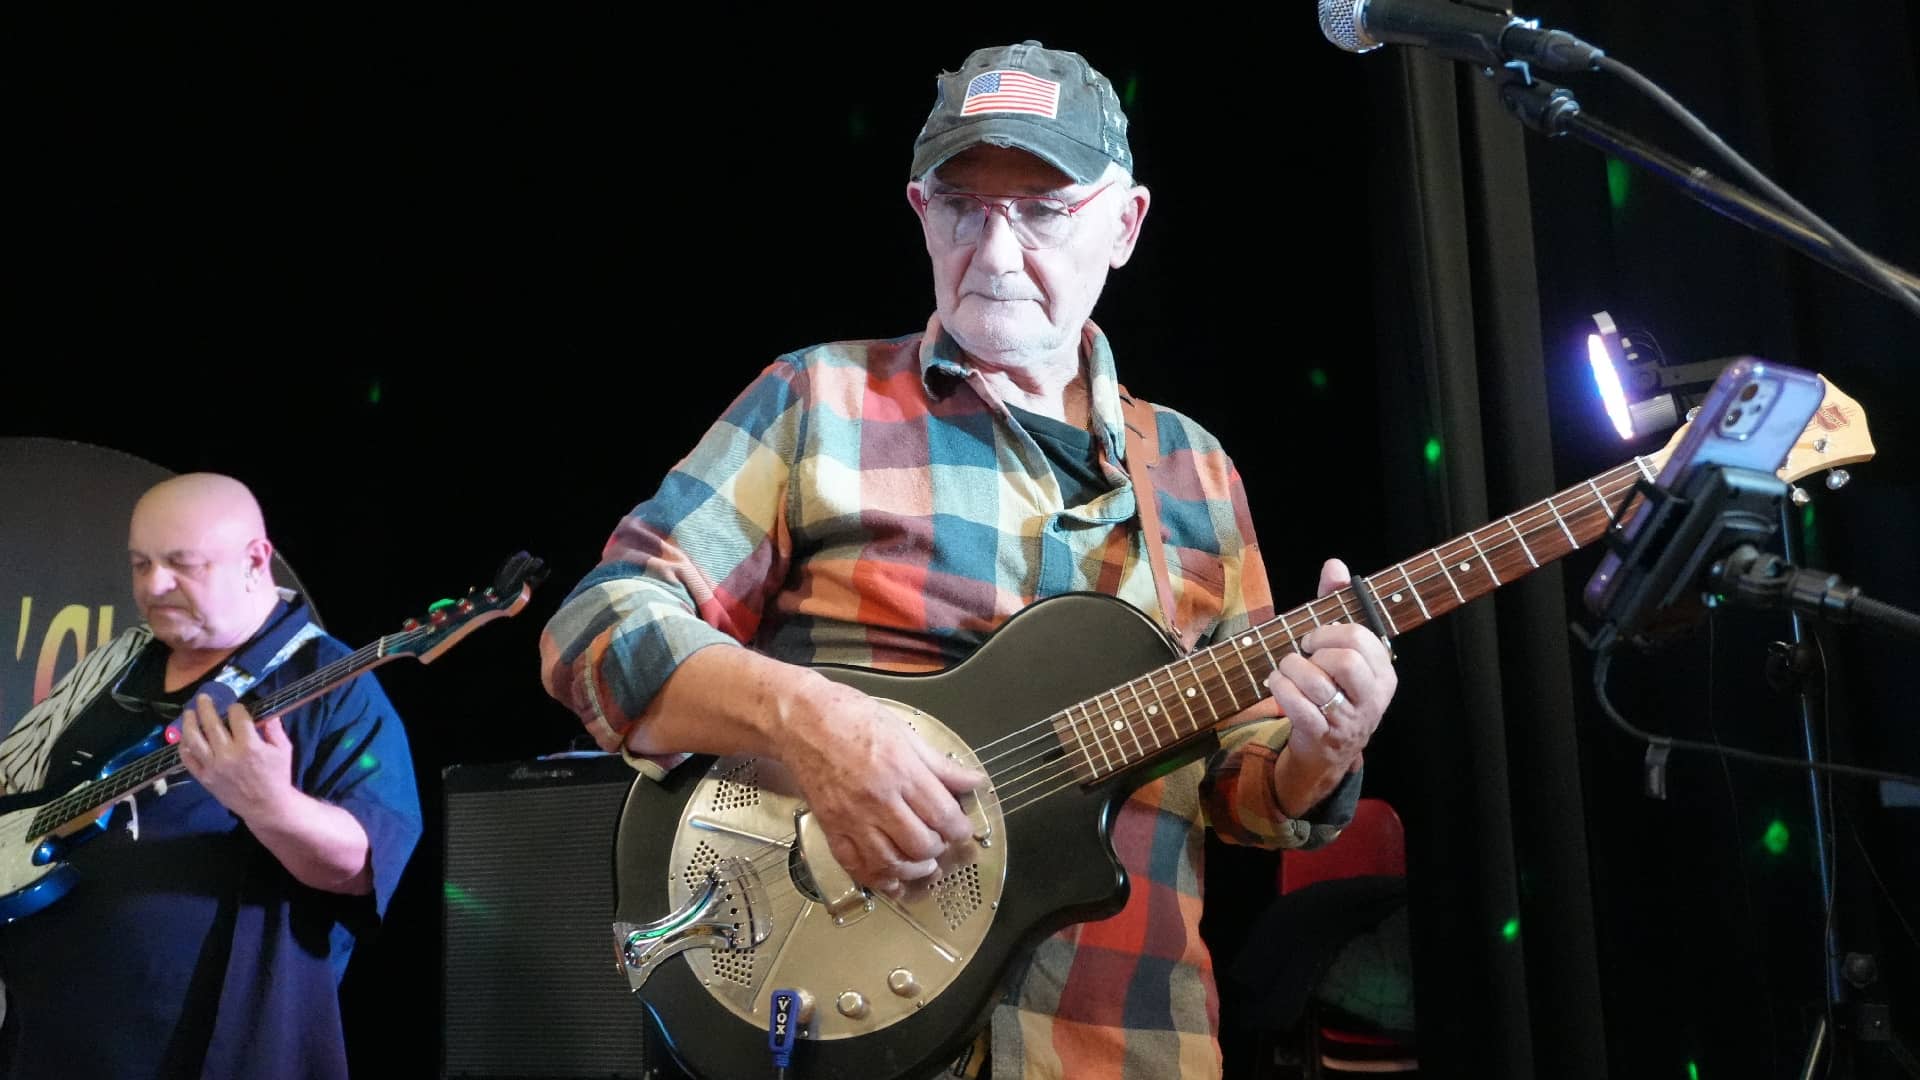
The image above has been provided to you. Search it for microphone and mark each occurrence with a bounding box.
[1317,0,1605,73]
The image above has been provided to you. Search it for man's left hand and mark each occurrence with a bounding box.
[1266,558,1397,817]
[177,695,296,821]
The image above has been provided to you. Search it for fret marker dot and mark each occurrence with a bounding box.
[1239,635,1254,647]
[1459,561,1472,572]
[1185,688,1197,698]
[1147,705,1159,716]
[1391,592,1404,603]
[1111,720,1125,731]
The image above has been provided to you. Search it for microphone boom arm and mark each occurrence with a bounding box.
[1491,67,1920,306]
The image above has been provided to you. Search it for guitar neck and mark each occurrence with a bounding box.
[29,631,418,839]
[1054,457,1655,782]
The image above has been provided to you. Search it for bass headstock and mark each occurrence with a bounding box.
[388,552,550,664]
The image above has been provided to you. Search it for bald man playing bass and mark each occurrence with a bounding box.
[0,474,423,1080]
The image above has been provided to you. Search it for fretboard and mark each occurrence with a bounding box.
[1051,457,1656,782]
[28,632,417,838]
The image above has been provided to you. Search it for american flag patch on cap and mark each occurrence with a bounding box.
[960,70,1060,119]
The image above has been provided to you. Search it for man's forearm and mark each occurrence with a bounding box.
[244,791,375,895]
[1271,743,1360,821]
[626,645,840,759]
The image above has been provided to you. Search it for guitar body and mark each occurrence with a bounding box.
[613,594,1202,1080]
[0,728,168,924]
[0,791,80,925]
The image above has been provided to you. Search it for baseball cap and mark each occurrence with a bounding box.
[909,40,1132,184]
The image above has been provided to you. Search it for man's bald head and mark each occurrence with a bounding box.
[133,473,267,545]
[129,473,279,657]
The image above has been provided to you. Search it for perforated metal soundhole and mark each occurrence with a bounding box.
[681,839,756,988]
[683,840,720,892]
[934,864,983,930]
[710,759,761,812]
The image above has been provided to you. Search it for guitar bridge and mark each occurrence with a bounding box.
[613,856,770,990]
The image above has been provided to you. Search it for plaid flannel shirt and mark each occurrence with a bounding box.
[542,316,1360,1078]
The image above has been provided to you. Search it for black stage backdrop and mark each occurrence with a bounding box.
[7,8,1917,1078]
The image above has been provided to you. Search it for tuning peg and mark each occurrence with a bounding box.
[1826,469,1852,490]
[1790,486,1811,506]
[403,617,421,631]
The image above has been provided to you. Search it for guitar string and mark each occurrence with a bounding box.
[648,467,1655,923]
[974,463,1647,808]
[967,459,1642,776]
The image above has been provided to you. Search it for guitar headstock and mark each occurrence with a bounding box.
[388,552,551,664]
[1647,375,1875,487]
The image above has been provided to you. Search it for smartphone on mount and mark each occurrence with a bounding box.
[1582,356,1827,625]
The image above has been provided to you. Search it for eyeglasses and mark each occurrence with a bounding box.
[921,181,1117,250]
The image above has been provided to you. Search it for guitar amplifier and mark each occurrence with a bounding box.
[441,753,671,1079]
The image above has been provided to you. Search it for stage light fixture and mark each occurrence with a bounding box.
[1586,311,1730,439]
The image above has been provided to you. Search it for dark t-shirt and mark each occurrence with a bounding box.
[39,642,191,794]
[0,607,423,1080]
[1008,403,1107,508]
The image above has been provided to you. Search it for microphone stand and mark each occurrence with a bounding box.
[1768,505,1848,1080]
[1707,538,1920,1076]
[1488,66,1920,309]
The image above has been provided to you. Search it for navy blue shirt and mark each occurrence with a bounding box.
[0,605,423,1079]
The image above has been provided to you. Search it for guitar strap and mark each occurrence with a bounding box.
[111,592,325,722]
[1117,384,1186,654]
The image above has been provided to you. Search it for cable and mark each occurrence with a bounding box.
[767,987,808,1078]
[1590,645,1920,787]
[1812,622,1841,1075]
[1848,827,1920,956]
[1596,55,1920,322]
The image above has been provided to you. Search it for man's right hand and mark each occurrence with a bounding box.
[785,679,985,899]
[621,646,987,900]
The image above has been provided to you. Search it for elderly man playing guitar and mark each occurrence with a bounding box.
[542,41,1392,1080]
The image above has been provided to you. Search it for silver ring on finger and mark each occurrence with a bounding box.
[1318,688,1348,712]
